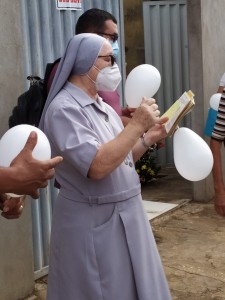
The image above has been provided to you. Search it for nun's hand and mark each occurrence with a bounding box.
[130,97,160,133]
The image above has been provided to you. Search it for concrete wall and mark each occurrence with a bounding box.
[124,0,145,76]
[187,0,225,201]
[124,0,225,202]
[201,0,225,200]
[0,1,34,299]
[0,1,25,136]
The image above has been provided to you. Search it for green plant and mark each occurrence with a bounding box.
[135,150,161,183]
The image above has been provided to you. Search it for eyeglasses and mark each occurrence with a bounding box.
[97,32,118,43]
[98,55,116,66]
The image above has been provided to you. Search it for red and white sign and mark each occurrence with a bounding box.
[56,0,82,10]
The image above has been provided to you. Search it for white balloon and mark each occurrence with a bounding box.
[0,124,51,197]
[0,125,51,197]
[173,127,213,181]
[125,64,161,108]
[209,93,221,111]
[0,125,51,167]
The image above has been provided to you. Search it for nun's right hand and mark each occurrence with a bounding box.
[130,97,160,133]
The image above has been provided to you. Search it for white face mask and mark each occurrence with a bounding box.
[93,64,122,92]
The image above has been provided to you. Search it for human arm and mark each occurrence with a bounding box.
[210,138,225,216]
[88,98,160,179]
[120,115,132,127]
[122,106,136,118]
[0,131,63,199]
[132,116,168,162]
[210,80,225,216]
[120,107,136,127]
[0,194,25,219]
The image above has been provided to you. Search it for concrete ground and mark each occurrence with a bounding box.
[26,167,225,300]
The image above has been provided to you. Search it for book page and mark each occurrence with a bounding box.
[162,90,195,136]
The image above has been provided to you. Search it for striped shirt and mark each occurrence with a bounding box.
[212,88,225,141]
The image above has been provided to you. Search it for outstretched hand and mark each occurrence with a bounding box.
[9,131,63,199]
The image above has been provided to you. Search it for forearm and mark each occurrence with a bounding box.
[132,122,167,162]
[210,138,224,191]
[132,136,156,162]
[88,122,143,179]
[88,97,162,179]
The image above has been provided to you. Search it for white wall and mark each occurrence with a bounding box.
[0,1,34,299]
[0,1,25,135]
[187,0,225,201]
[202,0,225,200]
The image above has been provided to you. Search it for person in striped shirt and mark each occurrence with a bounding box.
[210,73,225,216]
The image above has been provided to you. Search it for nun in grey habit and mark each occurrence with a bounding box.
[39,33,172,300]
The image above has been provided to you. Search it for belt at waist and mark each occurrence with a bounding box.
[59,184,141,205]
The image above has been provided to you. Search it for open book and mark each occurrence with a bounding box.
[162,90,195,136]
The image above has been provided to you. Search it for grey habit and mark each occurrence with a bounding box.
[40,33,172,300]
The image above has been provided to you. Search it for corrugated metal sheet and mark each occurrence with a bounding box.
[20,0,125,278]
[20,0,126,93]
[143,0,189,165]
